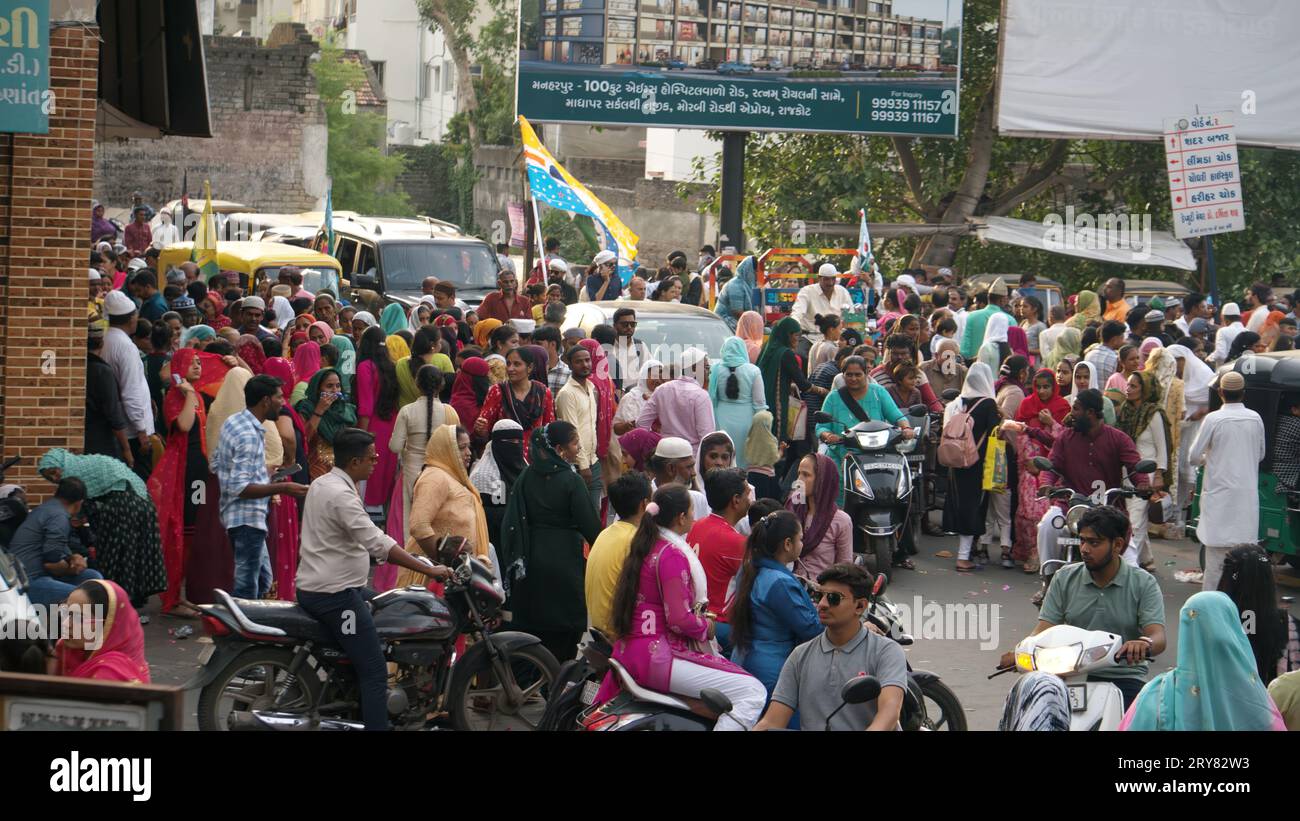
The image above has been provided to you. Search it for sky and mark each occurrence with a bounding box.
[891,0,961,30]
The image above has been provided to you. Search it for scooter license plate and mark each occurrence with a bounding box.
[1067,683,1087,712]
[198,644,215,666]
[581,680,600,706]
[1059,537,1081,546]
[906,455,925,463]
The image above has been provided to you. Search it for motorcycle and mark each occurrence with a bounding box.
[1030,456,1157,606]
[813,408,927,573]
[859,571,967,731]
[991,624,1132,731]
[189,536,559,731]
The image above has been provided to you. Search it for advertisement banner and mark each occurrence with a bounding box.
[0,0,51,134]
[517,0,961,138]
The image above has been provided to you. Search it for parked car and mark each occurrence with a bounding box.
[793,57,815,70]
[1123,279,1192,309]
[718,61,755,75]
[560,301,733,369]
[752,57,783,70]
[316,216,501,314]
[695,58,719,70]
[665,58,688,70]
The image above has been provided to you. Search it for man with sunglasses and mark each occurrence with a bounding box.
[996,505,1165,709]
[756,563,907,731]
[610,307,649,395]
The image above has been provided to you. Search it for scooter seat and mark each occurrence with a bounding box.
[607,658,692,711]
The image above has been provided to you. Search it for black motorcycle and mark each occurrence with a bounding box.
[190,537,559,731]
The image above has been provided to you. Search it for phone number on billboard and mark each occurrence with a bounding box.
[871,96,946,124]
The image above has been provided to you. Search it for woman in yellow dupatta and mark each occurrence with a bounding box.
[395,424,492,588]
[1067,290,1101,331]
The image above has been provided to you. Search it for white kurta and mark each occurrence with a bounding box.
[1188,402,1265,546]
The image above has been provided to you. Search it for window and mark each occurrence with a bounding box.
[357,243,377,281]
[378,242,501,291]
[371,60,386,90]
[576,43,603,63]
[335,238,359,275]
[442,61,454,92]
[562,16,583,35]
[608,18,634,39]
[544,17,557,35]
[562,0,583,8]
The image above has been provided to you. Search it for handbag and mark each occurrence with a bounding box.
[981,427,1008,492]
[787,396,808,441]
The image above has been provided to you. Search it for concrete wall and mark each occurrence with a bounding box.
[472,145,717,269]
[93,26,331,212]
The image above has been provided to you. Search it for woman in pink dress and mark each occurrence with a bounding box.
[1006,368,1070,571]
[595,484,768,730]
[355,326,402,588]
[53,580,150,683]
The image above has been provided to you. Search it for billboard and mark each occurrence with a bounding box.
[516,0,963,137]
[997,0,1300,150]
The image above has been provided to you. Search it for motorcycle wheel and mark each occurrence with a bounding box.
[919,679,967,731]
[446,644,559,731]
[865,535,895,574]
[196,647,322,731]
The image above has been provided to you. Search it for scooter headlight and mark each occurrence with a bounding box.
[1033,643,1084,675]
[1065,505,1090,534]
[855,431,889,449]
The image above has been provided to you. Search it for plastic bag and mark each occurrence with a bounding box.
[982,429,1008,492]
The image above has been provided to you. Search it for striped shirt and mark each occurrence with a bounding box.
[212,409,271,532]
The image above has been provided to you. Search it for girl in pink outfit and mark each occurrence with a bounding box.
[595,484,768,730]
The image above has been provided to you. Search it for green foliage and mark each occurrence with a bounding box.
[312,45,412,216]
[540,208,600,261]
[679,0,1300,300]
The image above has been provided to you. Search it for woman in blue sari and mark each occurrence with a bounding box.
[710,337,767,468]
[814,355,907,504]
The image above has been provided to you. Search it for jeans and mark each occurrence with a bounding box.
[584,460,604,523]
[298,587,389,731]
[228,525,272,600]
[1091,675,1145,710]
[26,569,104,607]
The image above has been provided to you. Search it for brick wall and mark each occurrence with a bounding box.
[93,26,330,213]
[0,26,100,500]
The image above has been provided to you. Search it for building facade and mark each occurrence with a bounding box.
[538,0,944,69]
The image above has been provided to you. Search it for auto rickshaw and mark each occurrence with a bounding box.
[964,274,1064,315]
[155,241,343,299]
[1189,350,1300,570]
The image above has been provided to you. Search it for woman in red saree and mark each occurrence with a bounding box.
[577,339,618,521]
[1007,368,1071,571]
[262,356,307,600]
[54,579,150,683]
[147,348,229,616]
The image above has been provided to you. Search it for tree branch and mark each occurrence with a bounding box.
[983,139,1071,216]
[891,137,936,216]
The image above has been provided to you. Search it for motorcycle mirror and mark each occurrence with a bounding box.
[1032,456,1054,472]
[941,388,960,401]
[907,404,927,416]
[812,411,833,424]
[699,687,734,717]
[840,675,881,705]
[1132,459,1157,475]
[871,572,888,597]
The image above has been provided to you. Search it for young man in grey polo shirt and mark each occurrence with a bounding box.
[998,505,1166,708]
[757,564,908,731]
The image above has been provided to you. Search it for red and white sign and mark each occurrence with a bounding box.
[1164,112,1245,240]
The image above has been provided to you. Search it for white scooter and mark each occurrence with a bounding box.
[998,624,1130,731]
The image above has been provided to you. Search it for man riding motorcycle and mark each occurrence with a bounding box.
[996,505,1166,710]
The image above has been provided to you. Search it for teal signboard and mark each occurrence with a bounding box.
[0,0,51,134]
[517,66,957,137]
[517,0,962,138]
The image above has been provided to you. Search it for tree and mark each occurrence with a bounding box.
[312,45,412,215]
[416,0,482,145]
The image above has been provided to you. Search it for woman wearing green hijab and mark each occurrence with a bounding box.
[755,317,825,479]
[37,449,166,607]
[709,336,767,468]
[294,367,359,480]
[380,302,408,336]
[1043,326,1082,370]
[1121,592,1287,730]
[497,421,601,663]
[329,334,356,390]
[1067,290,1101,332]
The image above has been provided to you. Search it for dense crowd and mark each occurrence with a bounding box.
[2,215,1298,731]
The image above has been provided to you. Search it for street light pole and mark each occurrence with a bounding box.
[719,131,747,254]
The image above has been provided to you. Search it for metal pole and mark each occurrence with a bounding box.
[1205,234,1220,309]
[719,131,746,254]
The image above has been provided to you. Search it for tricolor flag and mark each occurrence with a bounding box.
[319,186,334,255]
[191,180,219,280]
[519,116,639,284]
[850,206,883,300]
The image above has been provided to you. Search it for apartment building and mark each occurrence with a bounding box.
[537,0,945,69]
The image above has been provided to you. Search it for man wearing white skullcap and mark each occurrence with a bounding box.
[102,289,155,473]
[790,262,853,349]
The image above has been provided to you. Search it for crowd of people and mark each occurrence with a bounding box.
[3,222,1298,731]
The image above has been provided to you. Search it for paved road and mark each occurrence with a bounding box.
[139,529,1294,731]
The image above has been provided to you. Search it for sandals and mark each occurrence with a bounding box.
[1000,550,1015,569]
[892,558,917,571]
[164,603,202,620]
[955,561,983,573]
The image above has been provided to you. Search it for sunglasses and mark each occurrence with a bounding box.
[810,590,851,607]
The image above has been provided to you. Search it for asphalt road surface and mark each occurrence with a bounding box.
[140,528,1293,731]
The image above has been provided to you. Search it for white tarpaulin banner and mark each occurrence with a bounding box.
[996,0,1300,150]
[976,216,1197,271]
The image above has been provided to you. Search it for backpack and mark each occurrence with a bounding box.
[937,398,991,469]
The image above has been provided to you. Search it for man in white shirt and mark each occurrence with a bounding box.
[1036,305,1068,367]
[151,209,181,249]
[1188,371,1266,591]
[791,263,853,347]
[101,290,155,477]
[1175,292,1209,336]
[297,427,451,730]
[1212,302,1245,366]
[946,286,969,342]
[555,345,603,516]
